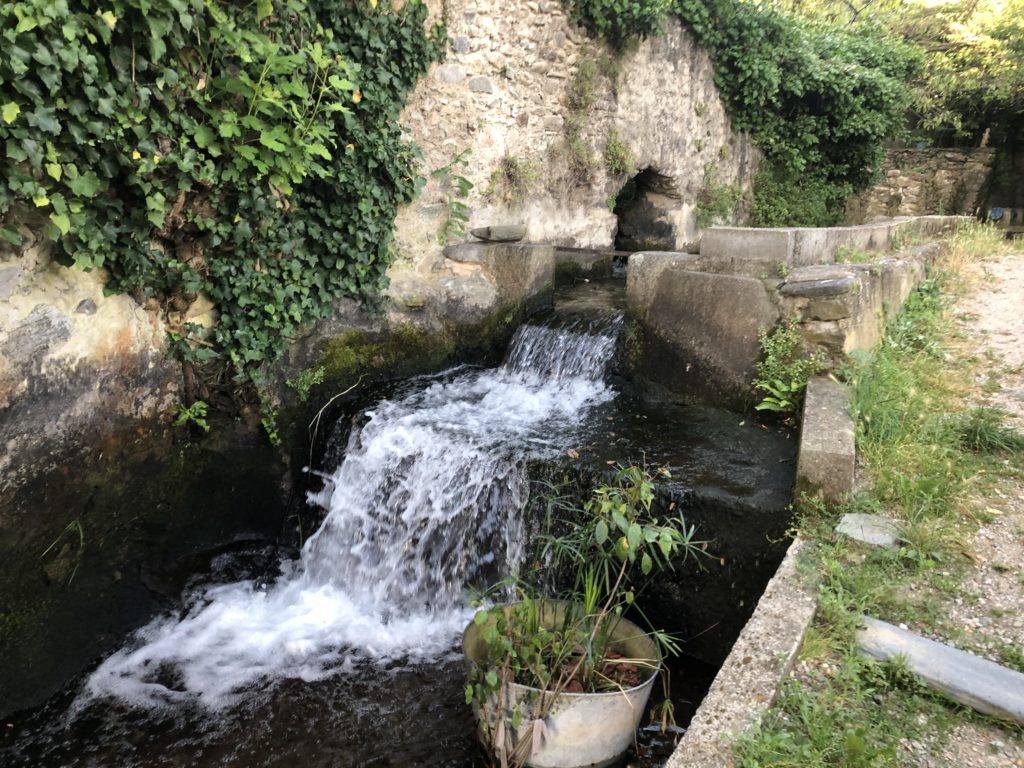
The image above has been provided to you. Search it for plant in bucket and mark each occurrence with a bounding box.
[463,466,704,768]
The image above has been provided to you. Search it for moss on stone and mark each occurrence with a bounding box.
[318,323,457,388]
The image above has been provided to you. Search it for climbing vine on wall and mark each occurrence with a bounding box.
[567,0,920,225]
[0,0,444,393]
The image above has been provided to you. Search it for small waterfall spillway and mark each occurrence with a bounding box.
[82,313,623,710]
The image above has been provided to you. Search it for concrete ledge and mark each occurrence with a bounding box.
[858,616,1024,724]
[667,538,817,768]
[796,377,855,504]
[700,216,966,276]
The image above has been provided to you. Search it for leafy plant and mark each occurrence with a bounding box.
[753,322,826,417]
[0,0,445,417]
[604,130,633,175]
[286,364,326,403]
[466,466,703,767]
[173,400,210,433]
[433,148,473,244]
[567,0,672,49]
[694,163,741,229]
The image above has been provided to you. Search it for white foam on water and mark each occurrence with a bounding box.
[80,316,621,710]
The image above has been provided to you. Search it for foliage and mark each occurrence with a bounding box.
[286,364,326,403]
[173,399,210,432]
[694,163,741,229]
[771,0,1024,147]
[466,466,702,767]
[566,0,671,49]
[750,160,842,228]
[0,0,445,400]
[568,0,920,224]
[834,243,874,264]
[947,406,1024,454]
[487,154,538,205]
[915,0,1024,144]
[603,130,633,176]
[433,148,473,244]
[753,322,826,417]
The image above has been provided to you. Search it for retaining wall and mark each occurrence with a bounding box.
[627,216,965,407]
[847,148,995,222]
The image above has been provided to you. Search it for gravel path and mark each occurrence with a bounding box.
[930,251,1024,768]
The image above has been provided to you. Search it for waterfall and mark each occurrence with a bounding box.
[81,313,622,711]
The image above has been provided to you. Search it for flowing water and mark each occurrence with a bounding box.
[2,286,796,767]
[2,312,628,766]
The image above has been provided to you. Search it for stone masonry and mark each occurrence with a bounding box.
[847,148,995,223]
[390,0,756,292]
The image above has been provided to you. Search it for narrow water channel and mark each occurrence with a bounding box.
[1,281,795,766]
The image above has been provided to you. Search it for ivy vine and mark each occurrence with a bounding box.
[567,0,920,225]
[0,0,444,400]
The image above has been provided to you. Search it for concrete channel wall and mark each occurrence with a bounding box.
[627,215,966,407]
[661,219,961,764]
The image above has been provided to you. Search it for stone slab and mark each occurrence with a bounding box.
[701,227,796,265]
[836,513,900,547]
[470,224,527,242]
[631,262,779,407]
[857,616,1024,724]
[666,538,817,768]
[797,377,855,503]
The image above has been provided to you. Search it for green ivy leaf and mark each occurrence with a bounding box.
[49,212,71,235]
[67,172,102,198]
[2,102,20,124]
[0,225,23,246]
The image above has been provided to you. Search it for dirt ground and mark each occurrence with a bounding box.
[931,251,1024,768]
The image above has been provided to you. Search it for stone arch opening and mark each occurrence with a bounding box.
[612,167,681,251]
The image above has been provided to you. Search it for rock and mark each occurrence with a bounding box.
[806,297,852,321]
[450,36,471,54]
[468,76,494,94]
[857,616,1024,724]
[0,265,21,300]
[542,115,563,132]
[436,64,466,84]
[75,298,98,316]
[780,276,856,298]
[470,225,527,243]
[402,294,426,310]
[2,304,72,365]
[836,513,900,548]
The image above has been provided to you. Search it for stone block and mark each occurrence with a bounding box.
[797,376,855,503]
[628,254,779,407]
[836,513,900,547]
[700,225,794,268]
[436,64,466,84]
[858,616,1024,724]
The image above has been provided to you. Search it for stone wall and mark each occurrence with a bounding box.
[847,148,996,222]
[627,217,965,408]
[390,0,756,294]
[0,216,179,502]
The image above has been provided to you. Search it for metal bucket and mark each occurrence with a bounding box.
[463,600,660,768]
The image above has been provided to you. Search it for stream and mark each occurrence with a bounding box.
[1,280,795,767]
